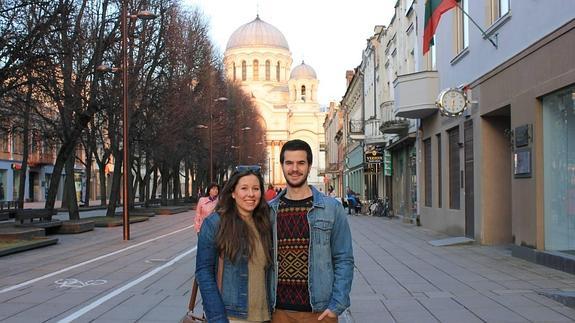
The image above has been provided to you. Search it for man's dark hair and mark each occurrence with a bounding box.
[280,139,313,165]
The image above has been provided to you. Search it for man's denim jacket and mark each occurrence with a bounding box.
[268,185,354,315]
[195,213,273,323]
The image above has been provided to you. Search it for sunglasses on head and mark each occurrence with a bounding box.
[234,165,261,174]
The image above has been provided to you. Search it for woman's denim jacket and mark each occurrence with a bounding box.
[267,186,354,315]
[195,212,273,323]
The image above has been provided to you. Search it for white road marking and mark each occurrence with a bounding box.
[0,224,195,294]
[55,279,107,289]
[57,246,197,323]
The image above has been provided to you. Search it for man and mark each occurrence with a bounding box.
[268,139,354,322]
[265,184,277,201]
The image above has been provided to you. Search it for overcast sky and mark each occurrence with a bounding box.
[181,0,396,107]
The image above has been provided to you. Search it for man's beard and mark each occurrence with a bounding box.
[285,171,308,188]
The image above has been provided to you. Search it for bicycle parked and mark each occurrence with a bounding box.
[369,196,392,217]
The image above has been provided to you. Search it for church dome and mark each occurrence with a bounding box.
[226,15,289,50]
[290,61,317,79]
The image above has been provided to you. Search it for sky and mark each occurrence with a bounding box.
[181,0,396,107]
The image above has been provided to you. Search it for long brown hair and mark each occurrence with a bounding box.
[214,169,272,265]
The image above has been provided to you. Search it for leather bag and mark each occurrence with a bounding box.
[180,256,224,323]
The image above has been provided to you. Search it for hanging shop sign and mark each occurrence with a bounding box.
[364,145,384,164]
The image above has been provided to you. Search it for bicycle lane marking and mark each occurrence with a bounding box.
[0,224,195,294]
[56,245,197,323]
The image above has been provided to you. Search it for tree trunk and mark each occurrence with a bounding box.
[84,151,92,206]
[172,162,181,200]
[184,161,190,198]
[65,152,80,220]
[106,152,123,217]
[160,165,169,206]
[17,87,32,209]
[99,167,107,206]
[151,167,158,200]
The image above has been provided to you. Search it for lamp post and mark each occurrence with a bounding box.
[98,3,156,241]
[206,97,228,182]
[231,126,251,163]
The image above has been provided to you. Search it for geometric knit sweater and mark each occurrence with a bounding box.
[275,196,313,312]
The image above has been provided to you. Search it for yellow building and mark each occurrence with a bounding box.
[224,15,326,188]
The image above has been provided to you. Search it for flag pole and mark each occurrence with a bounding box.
[455,1,498,49]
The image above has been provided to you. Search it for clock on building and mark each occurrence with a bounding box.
[436,88,469,117]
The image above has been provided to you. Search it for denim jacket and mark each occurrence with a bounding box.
[195,213,273,323]
[268,186,354,315]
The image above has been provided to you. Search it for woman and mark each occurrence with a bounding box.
[195,183,220,233]
[195,166,272,323]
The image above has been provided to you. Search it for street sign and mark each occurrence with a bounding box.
[383,150,392,176]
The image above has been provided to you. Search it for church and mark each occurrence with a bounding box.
[223,15,326,188]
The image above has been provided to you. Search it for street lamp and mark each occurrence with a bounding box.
[97,2,156,241]
[209,97,228,182]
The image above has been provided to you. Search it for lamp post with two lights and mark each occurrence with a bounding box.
[97,2,156,241]
[196,97,228,183]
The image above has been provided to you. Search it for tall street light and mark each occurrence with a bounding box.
[209,97,228,182]
[98,3,156,241]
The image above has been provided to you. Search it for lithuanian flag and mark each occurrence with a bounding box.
[422,0,458,54]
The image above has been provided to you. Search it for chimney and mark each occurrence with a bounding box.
[345,70,355,87]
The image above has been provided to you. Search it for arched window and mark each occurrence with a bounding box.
[233,62,236,81]
[276,61,281,81]
[301,85,306,101]
[253,60,259,81]
[241,60,246,81]
[265,60,271,81]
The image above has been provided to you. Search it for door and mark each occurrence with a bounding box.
[464,120,474,238]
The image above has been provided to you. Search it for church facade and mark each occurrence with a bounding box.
[223,16,326,188]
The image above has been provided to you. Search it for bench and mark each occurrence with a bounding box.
[0,201,18,219]
[146,199,161,207]
[15,209,62,233]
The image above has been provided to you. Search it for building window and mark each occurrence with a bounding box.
[233,62,236,81]
[265,60,270,81]
[12,131,23,155]
[276,61,281,81]
[241,61,247,81]
[448,126,460,209]
[490,0,509,24]
[253,60,259,81]
[455,0,469,54]
[0,129,8,152]
[543,85,575,251]
[424,138,432,207]
[436,133,442,208]
[301,85,306,101]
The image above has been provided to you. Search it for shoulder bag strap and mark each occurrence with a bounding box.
[187,255,225,311]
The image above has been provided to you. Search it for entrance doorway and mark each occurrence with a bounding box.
[482,106,513,244]
[464,120,474,238]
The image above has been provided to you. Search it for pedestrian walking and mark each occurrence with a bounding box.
[265,184,277,201]
[194,182,220,234]
[195,165,273,323]
[268,139,354,322]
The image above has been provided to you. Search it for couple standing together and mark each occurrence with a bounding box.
[195,139,354,323]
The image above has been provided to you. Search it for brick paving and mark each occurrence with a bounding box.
[1,208,575,322]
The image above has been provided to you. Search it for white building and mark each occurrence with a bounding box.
[223,16,326,188]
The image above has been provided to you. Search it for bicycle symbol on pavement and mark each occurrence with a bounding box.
[54,278,107,289]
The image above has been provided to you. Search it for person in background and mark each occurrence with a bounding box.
[268,139,354,322]
[195,182,220,234]
[265,184,277,202]
[345,187,357,215]
[195,165,273,322]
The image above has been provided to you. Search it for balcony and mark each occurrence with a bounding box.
[348,120,365,141]
[393,70,439,119]
[379,100,410,135]
[364,118,384,144]
[28,152,55,166]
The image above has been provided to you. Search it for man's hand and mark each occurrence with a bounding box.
[317,309,337,321]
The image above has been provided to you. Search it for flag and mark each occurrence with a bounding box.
[423,0,458,54]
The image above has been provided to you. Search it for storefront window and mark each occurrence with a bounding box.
[543,85,575,251]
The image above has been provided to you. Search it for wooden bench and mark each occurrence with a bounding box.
[15,209,62,233]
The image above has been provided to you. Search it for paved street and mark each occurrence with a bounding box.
[1,209,575,322]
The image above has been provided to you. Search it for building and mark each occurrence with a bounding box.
[394,0,575,272]
[223,15,326,187]
[323,101,344,196]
